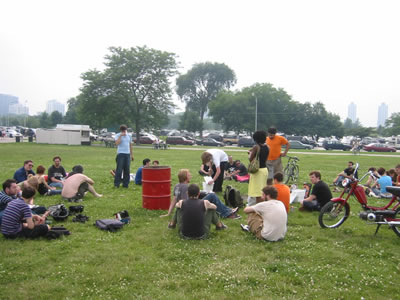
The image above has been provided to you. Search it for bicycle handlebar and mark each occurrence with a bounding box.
[286,156,299,161]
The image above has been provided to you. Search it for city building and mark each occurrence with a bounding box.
[46,99,65,116]
[9,103,29,115]
[377,102,388,127]
[347,102,357,123]
[0,93,18,115]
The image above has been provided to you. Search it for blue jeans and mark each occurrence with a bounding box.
[115,153,131,188]
[49,182,63,189]
[204,193,232,218]
[48,189,62,195]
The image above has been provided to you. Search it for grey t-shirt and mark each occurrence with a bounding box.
[173,183,189,201]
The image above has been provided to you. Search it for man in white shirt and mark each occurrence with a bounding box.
[201,149,229,193]
[242,186,287,242]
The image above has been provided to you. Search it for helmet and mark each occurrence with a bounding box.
[48,204,69,221]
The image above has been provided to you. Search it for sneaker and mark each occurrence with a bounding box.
[168,222,176,229]
[227,213,241,219]
[216,223,228,231]
[231,207,239,214]
[240,224,249,232]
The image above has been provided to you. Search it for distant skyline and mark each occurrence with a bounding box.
[1,0,399,127]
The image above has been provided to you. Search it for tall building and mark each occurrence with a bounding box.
[46,99,65,116]
[0,94,18,115]
[377,102,388,127]
[9,103,29,115]
[347,102,357,123]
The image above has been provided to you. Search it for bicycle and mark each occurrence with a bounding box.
[283,156,299,184]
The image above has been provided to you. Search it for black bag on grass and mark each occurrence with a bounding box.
[223,186,243,208]
[95,219,124,232]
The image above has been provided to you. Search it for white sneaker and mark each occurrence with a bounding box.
[240,224,249,232]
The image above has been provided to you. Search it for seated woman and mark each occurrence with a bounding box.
[62,165,102,202]
[34,165,62,196]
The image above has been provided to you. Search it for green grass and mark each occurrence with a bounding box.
[1,143,400,299]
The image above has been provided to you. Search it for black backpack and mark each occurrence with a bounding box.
[223,185,243,208]
[95,219,125,232]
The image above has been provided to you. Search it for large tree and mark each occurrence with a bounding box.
[384,112,400,136]
[176,62,236,136]
[77,46,178,142]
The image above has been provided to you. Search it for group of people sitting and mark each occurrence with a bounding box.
[0,157,102,239]
[332,161,400,198]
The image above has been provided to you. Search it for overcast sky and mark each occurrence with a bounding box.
[1,0,399,127]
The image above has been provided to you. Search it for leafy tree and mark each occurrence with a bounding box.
[77,46,178,143]
[384,112,400,136]
[178,110,203,133]
[39,112,51,128]
[63,97,80,124]
[50,111,63,126]
[176,62,236,136]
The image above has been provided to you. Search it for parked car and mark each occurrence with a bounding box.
[132,134,158,144]
[166,136,195,145]
[238,136,255,147]
[363,143,396,152]
[90,132,98,141]
[197,138,224,147]
[323,141,352,151]
[223,135,239,145]
[206,133,223,142]
[289,140,313,150]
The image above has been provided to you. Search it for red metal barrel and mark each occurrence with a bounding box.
[142,166,171,210]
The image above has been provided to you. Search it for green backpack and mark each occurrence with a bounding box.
[223,185,243,208]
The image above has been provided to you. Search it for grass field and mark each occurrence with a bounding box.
[1,143,400,300]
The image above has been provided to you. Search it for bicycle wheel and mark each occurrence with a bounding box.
[391,207,400,238]
[283,165,292,184]
[292,165,299,182]
[318,201,350,228]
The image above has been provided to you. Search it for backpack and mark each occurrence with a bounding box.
[95,219,125,232]
[223,185,243,208]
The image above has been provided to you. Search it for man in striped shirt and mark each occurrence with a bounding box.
[0,179,18,225]
[1,187,50,239]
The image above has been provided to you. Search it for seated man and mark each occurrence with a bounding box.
[135,158,151,185]
[170,184,227,239]
[48,156,67,189]
[332,161,358,191]
[371,167,392,198]
[62,165,102,202]
[199,163,213,177]
[242,186,287,242]
[1,187,50,239]
[13,160,35,183]
[161,169,240,221]
[301,171,332,211]
[0,179,18,225]
[227,160,248,180]
[273,172,290,213]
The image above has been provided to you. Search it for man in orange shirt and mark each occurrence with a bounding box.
[273,172,290,213]
[266,127,290,179]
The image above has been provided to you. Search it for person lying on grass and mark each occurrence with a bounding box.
[62,165,102,202]
[242,185,287,242]
[160,169,240,221]
[1,187,50,239]
[168,183,227,239]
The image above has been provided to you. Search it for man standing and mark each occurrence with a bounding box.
[266,127,290,179]
[114,125,134,188]
[242,186,287,242]
[201,149,229,193]
[13,160,35,183]
[48,156,67,189]
[0,179,18,224]
[301,171,332,211]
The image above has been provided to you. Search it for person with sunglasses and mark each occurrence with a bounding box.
[13,160,35,183]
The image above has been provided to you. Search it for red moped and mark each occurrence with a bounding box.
[319,164,400,237]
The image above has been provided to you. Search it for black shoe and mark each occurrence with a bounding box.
[46,230,61,240]
[73,214,89,223]
[216,223,228,231]
[69,205,84,214]
[51,226,71,235]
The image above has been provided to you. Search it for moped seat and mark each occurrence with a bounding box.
[386,186,400,197]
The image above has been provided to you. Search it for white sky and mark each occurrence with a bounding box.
[1,0,399,127]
